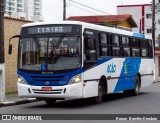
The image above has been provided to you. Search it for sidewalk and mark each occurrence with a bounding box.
[0,93,37,107]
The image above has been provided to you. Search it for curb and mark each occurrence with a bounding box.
[0,98,37,107]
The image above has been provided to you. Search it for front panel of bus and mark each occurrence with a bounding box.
[17,24,84,99]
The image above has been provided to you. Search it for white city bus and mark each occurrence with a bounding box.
[8,21,154,105]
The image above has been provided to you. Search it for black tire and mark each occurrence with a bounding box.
[92,84,103,104]
[124,76,140,96]
[45,99,56,106]
[131,76,140,96]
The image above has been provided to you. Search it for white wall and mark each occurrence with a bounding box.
[0,64,5,102]
[155,55,160,81]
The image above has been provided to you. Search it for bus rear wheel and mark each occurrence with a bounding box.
[45,99,56,106]
[92,84,103,104]
[124,76,140,96]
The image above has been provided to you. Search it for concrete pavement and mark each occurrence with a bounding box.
[0,93,36,107]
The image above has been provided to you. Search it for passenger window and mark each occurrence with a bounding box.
[132,38,140,48]
[84,37,96,61]
[99,33,107,44]
[132,48,140,57]
[122,37,129,46]
[148,40,153,58]
[112,35,119,46]
[123,48,130,57]
[111,35,120,57]
[112,47,120,56]
[99,33,109,57]
[142,49,147,57]
[140,39,148,57]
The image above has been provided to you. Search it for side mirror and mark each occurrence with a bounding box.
[8,44,12,55]
[8,35,20,55]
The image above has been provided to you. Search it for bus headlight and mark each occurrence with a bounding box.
[70,74,81,84]
[17,75,26,84]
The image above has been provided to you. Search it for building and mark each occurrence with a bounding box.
[4,17,32,93]
[117,0,160,81]
[67,14,137,30]
[24,0,43,22]
[5,0,43,21]
[5,0,26,19]
[117,0,160,47]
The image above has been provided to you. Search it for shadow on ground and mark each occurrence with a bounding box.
[26,92,149,109]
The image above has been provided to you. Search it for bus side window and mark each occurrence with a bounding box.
[84,37,96,61]
[148,40,153,58]
[122,36,130,57]
[99,33,109,58]
[140,39,148,58]
[132,38,140,57]
[112,35,121,57]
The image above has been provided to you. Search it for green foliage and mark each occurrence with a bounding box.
[104,21,112,27]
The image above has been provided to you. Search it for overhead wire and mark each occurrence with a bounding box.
[68,0,111,15]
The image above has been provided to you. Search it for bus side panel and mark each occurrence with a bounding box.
[83,66,99,98]
[113,58,141,92]
[139,59,154,87]
[83,58,125,97]
[107,59,125,93]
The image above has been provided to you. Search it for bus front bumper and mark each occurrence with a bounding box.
[17,83,83,100]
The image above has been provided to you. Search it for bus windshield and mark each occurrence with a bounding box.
[18,35,81,71]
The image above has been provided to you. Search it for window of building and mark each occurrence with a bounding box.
[17,4,22,8]
[146,14,152,19]
[146,29,152,33]
[17,9,23,12]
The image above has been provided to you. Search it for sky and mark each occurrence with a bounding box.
[42,0,152,21]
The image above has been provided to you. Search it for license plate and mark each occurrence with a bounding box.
[41,87,52,91]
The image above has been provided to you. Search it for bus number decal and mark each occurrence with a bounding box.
[107,64,116,74]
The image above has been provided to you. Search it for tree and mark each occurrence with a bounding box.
[104,21,119,28]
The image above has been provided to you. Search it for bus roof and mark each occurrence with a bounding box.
[22,21,152,40]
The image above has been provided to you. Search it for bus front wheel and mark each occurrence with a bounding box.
[92,84,103,104]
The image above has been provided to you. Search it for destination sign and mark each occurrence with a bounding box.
[27,25,80,34]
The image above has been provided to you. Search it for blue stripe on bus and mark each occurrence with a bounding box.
[17,68,83,86]
[17,58,112,86]
[113,58,141,92]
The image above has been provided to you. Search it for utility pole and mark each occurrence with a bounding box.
[152,0,155,49]
[63,0,66,20]
[0,0,4,63]
[0,0,5,102]
[139,19,142,33]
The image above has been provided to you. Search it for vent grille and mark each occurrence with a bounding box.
[32,89,63,94]
[30,75,65,82]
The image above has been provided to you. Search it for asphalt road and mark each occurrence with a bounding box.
[0,83,160,123]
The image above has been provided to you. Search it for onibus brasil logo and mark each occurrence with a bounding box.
[107,63,116,74]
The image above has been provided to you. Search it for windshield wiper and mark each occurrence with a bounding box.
[55,34,65,48]
[33,36,41,52]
